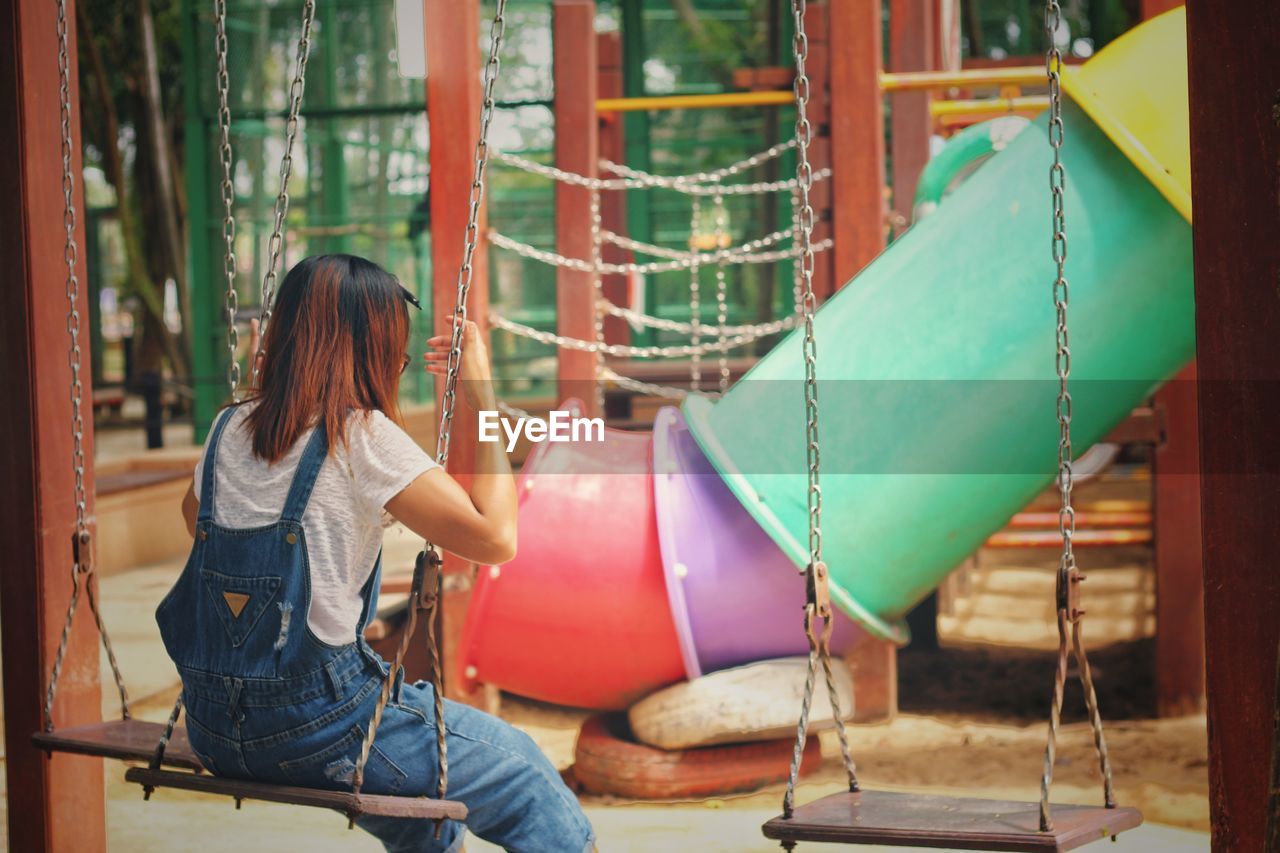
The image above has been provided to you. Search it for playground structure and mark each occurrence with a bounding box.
[463,0,1204,721]
[0,1,1274,850]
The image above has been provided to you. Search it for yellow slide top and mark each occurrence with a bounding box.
[1063,7,1191,223]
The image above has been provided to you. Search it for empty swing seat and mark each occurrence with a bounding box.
[763,790,1142,852]
[33,719,202,770]
[124,767,468,822]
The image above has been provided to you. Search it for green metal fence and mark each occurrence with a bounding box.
[182,0,820,437]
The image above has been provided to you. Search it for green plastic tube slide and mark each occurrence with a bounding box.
[684,98,1194,644]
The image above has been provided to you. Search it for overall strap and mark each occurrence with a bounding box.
[280,420,330,523]
[197,406,239,524]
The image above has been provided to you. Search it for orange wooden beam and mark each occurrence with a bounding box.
[426,0,489,705]
[889,0,935,233]
[0,0,107,846]
[1153,364,1205,717]
[596,31,631,349]
[1141,0,1183,18]
[553,0,601,414]
[805,3,835,300]
[828,0,887,285]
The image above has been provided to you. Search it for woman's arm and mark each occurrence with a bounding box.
[181,482,198,537]
[386,321,517,565]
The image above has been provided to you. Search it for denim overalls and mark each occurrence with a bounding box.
[157,408,594,853]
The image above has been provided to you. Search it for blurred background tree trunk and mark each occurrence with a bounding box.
[77,0,191,416]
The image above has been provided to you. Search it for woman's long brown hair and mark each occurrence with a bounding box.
[245,254,413,462]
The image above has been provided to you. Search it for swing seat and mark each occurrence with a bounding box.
[32,719,202,770]
[762,789,1142,852]
[125,767,469,822]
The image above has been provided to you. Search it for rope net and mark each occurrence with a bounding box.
[487,140,832,406]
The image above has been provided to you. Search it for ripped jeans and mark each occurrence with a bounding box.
[180,647,594,853]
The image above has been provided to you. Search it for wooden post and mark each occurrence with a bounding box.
[1153,364,1204,717]
[804,4,835,301]
[889,0,935,233]
[553,0,601,414]
[827,0,896,704]
[1142,0,1201,721]
[426,0,489,705]
[828,0,887,285]
[1186,2,1280,850]
[0,0,107,847]
[846,640,898,723]
[597,31,631,348]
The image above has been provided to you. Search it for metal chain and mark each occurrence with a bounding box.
[252,0,316,387]
[711,193,731,393]
[599,138,796,185]
[600,299,798,337]
[433,3,507,469]
[605,162,832,196]
[589,188,606,414]
[489,229,832,277]
[492,149,831,195]
[688,196,703,391]
[491,313,778,358]
[213,0,240,400]
[45,0,131,731]
[598,367,719,401]
[354,1,509,810]
[147,695,184,772]
[782,0,857,820]
[1038,0,1115,830]
[57,0,87,581]
[601,224,795,262]
[790,187,802,310]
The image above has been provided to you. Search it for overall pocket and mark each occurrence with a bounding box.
[200,569,282,647]
[277,725,408,795]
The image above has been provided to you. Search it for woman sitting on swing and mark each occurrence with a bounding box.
[160,254,595,853]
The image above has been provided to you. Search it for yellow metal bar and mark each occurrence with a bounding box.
[930,95,1048,119]
[594,68,1046,113]
[880,66,1044,92]
[595,90,794,112]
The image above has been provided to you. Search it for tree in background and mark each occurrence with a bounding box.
[78,0,191,422]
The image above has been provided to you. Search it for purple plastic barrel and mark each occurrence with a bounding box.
[652,406,863,680]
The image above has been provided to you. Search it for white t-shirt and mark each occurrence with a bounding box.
[193,403,438,645]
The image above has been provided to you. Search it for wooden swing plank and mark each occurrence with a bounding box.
[32,720,202,770]
[762,790,1142,852]
[124,767,469,821]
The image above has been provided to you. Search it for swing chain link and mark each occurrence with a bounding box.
[688,195,703,390]
[253,0,317,387]
[214,0,240,400]
[711,192,732,394]
[589,187,606,414]
[1038,1,1116,831]
[783,0,858,821]
[45,0,131,730]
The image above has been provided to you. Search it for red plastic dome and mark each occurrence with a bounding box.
[459,400,686,709]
